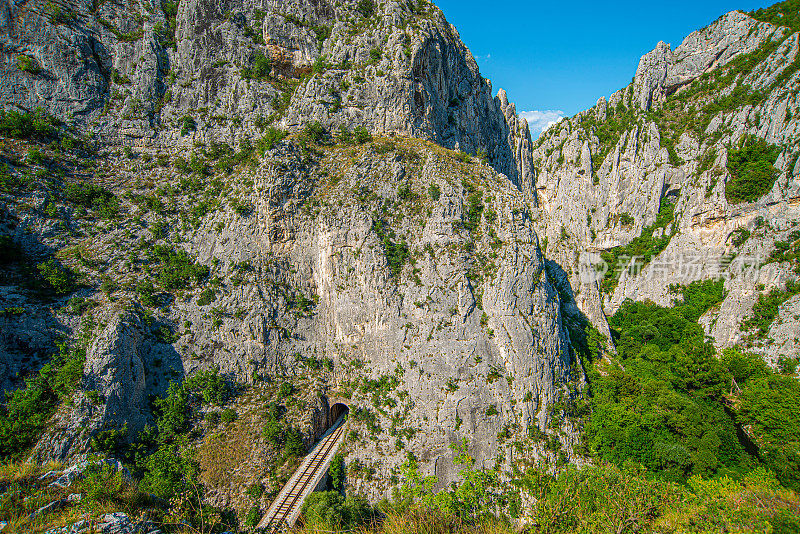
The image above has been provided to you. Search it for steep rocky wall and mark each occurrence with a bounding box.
[1,0,535,193]
[533,9,800,362]
[1,135,578,491]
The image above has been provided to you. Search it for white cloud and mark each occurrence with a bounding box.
[474,53,492,62]
[519,110,565,138]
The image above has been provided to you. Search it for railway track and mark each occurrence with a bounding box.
[257,416,348,533]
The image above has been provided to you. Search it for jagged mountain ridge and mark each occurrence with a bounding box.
[533,8,800,365]
[2,0,535,194]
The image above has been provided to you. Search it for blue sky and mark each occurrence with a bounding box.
[434,0,778,136]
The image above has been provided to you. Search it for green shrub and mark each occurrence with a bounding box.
[90,424,128,453]
[205,411,220,427]
[241,52,271,79]
[246,482,264,499]
[300,121,326,145]
[153,381,190,439]
[180,115,196,136]
[255,127,286,155]
[63,182,120,219]
[0,336,88,460]
[302,491,374,530]
[46,3,76,24]
[139,441,199,498]
[284,426,305,457]
[197,288,216,306]
[329,453,345,490]
[590,298,745,482]
[185,367,231,405]
[220,408,237,424]
[279,381,294,398]
[151,245,209,290]
[262,418,283,446]
[356,0,375,18]
[354,126,372,144]
[619,212,634,227]
[0,108,54,140]
[136,280,158,307]
[372,218,408,278]
[428,183,441,201]
[244,504,261,527]
[16,55,40,74]
[80,463,125,508]
[725,138,781,204]
[35,258,77,295]
[778,356,798,376]
[730,228,751,247]
[312,55,330,74]
[463,189,484,233]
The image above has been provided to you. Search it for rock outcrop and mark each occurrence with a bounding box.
[533,9,800,361]
[31,309,154,460]
[1,0,535,192]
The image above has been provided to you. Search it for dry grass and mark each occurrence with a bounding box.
[295,508,517,534]
[0,460,149,534]
[0,460,62,485]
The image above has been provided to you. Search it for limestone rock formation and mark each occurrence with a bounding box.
[533,8,800,362]
[1,0,535,192]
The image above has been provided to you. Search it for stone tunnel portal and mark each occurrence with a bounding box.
[330,403,349,427]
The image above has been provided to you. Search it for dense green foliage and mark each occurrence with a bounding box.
[329,453,346,490]
[241,51,271,79]
[63,182,120,219]
[587,278,800,491]
[739,374,800,491]
[725,138,782,204]
[302,491,375,530]
[35,258,77,295]
[589,287,746,483]
[0,108,54,140]
[0,324,91,460]
[150,245,209,290]
[751,0,800,33]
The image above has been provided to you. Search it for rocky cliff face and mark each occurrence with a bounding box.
[1,0,535,193]
[0,0,567,494]
[533,10,800,364]
[0,133,577,498]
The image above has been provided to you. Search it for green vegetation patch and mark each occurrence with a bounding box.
[725,137,782,204]
[63,182,120,219]
[600,196,677,294]
[740,280,800,339]
[0,322,92,460]
[150,245,209,290]
[372,217,409,278]
[750,0,800,33]
[589,293,746,483]
[0,108,55,140]
[241,51,271,79]
[764,232,800,273]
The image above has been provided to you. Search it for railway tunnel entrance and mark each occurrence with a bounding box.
[258,401,350,532]
[329,402,349,426]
